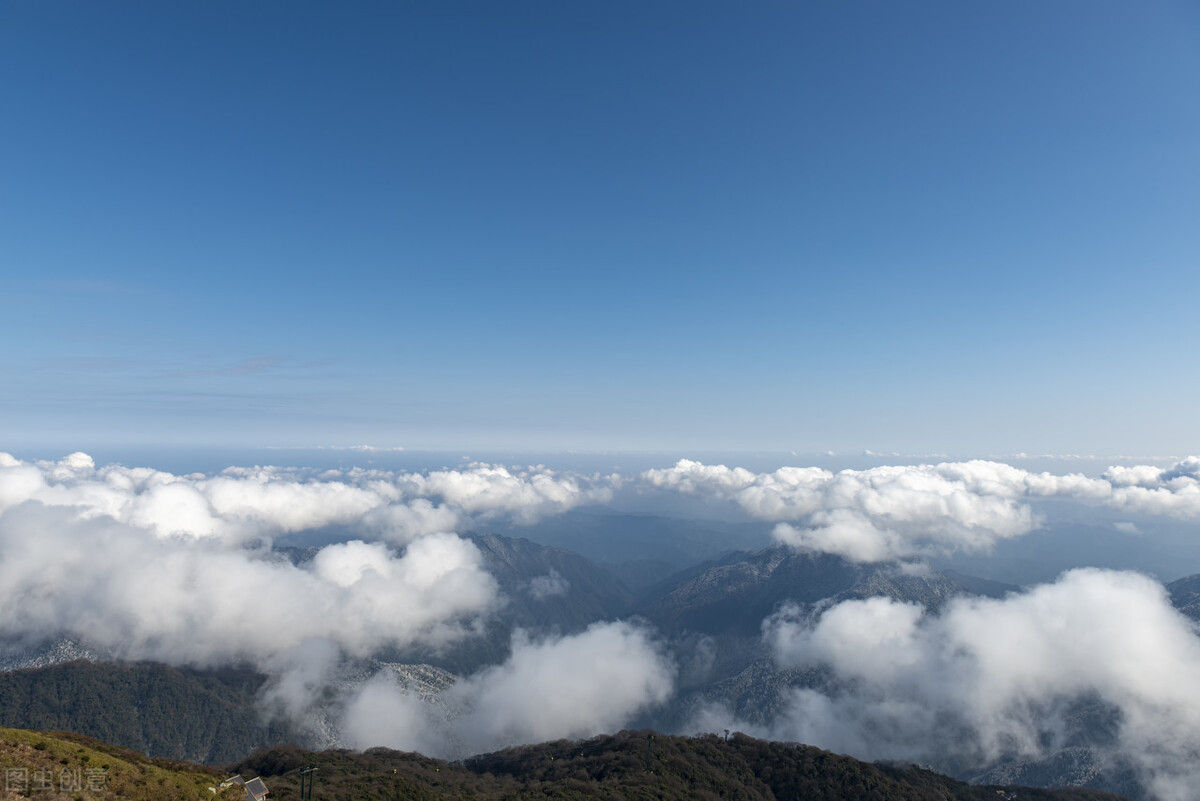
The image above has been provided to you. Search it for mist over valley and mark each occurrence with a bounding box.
[3,451,1200,799]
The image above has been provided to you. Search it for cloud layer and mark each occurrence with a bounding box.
[0,452,655,757]
[749,569,1200,801]
[0,502,497,665]
[0,452,615,546]
[643,457,1200,561]
[0,451,631,667]
[6,449,1200,781]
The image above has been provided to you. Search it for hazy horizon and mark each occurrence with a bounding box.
[3,1,1199,457]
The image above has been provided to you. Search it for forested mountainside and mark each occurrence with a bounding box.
[0,662,297,764]
[232,729,1125,801]
[1166,573,1200,621]
[0,725,1125,801]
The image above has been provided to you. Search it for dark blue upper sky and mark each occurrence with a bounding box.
[2,1,1198,456]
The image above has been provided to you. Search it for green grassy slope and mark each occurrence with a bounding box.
[0,727,242,801]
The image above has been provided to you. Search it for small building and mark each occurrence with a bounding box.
[221,775,269,801]
[243,777,269,801]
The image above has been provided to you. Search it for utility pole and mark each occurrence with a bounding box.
[298,765,318,801]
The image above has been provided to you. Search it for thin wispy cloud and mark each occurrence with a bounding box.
[170,356,287,378]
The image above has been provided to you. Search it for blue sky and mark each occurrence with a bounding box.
[2,1,1198,457]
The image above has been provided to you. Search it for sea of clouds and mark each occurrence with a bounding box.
[3,451,1200,798]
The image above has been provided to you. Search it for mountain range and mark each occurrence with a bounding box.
[2,531,1195,799]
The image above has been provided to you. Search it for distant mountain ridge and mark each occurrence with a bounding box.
[638,545,1017,639]
[496,510,773,570]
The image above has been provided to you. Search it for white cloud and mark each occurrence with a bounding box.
[528,569,569,600]
[0,456,534,666]
[644,459,1041,561]
[257,639,344,736]
[756,569,1200,801]
[340,673,440,753]
[643,457,1200,562]
[0,452,616,546]
[340,621,675,758]
[362,499,462,545]
[0,502,498,666]
[643,459,762,496]
[1103,458,1200,519]
[0,451,629,758]
[449,622,673,754]
[203,472,384,535]
[399,463,615,523]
